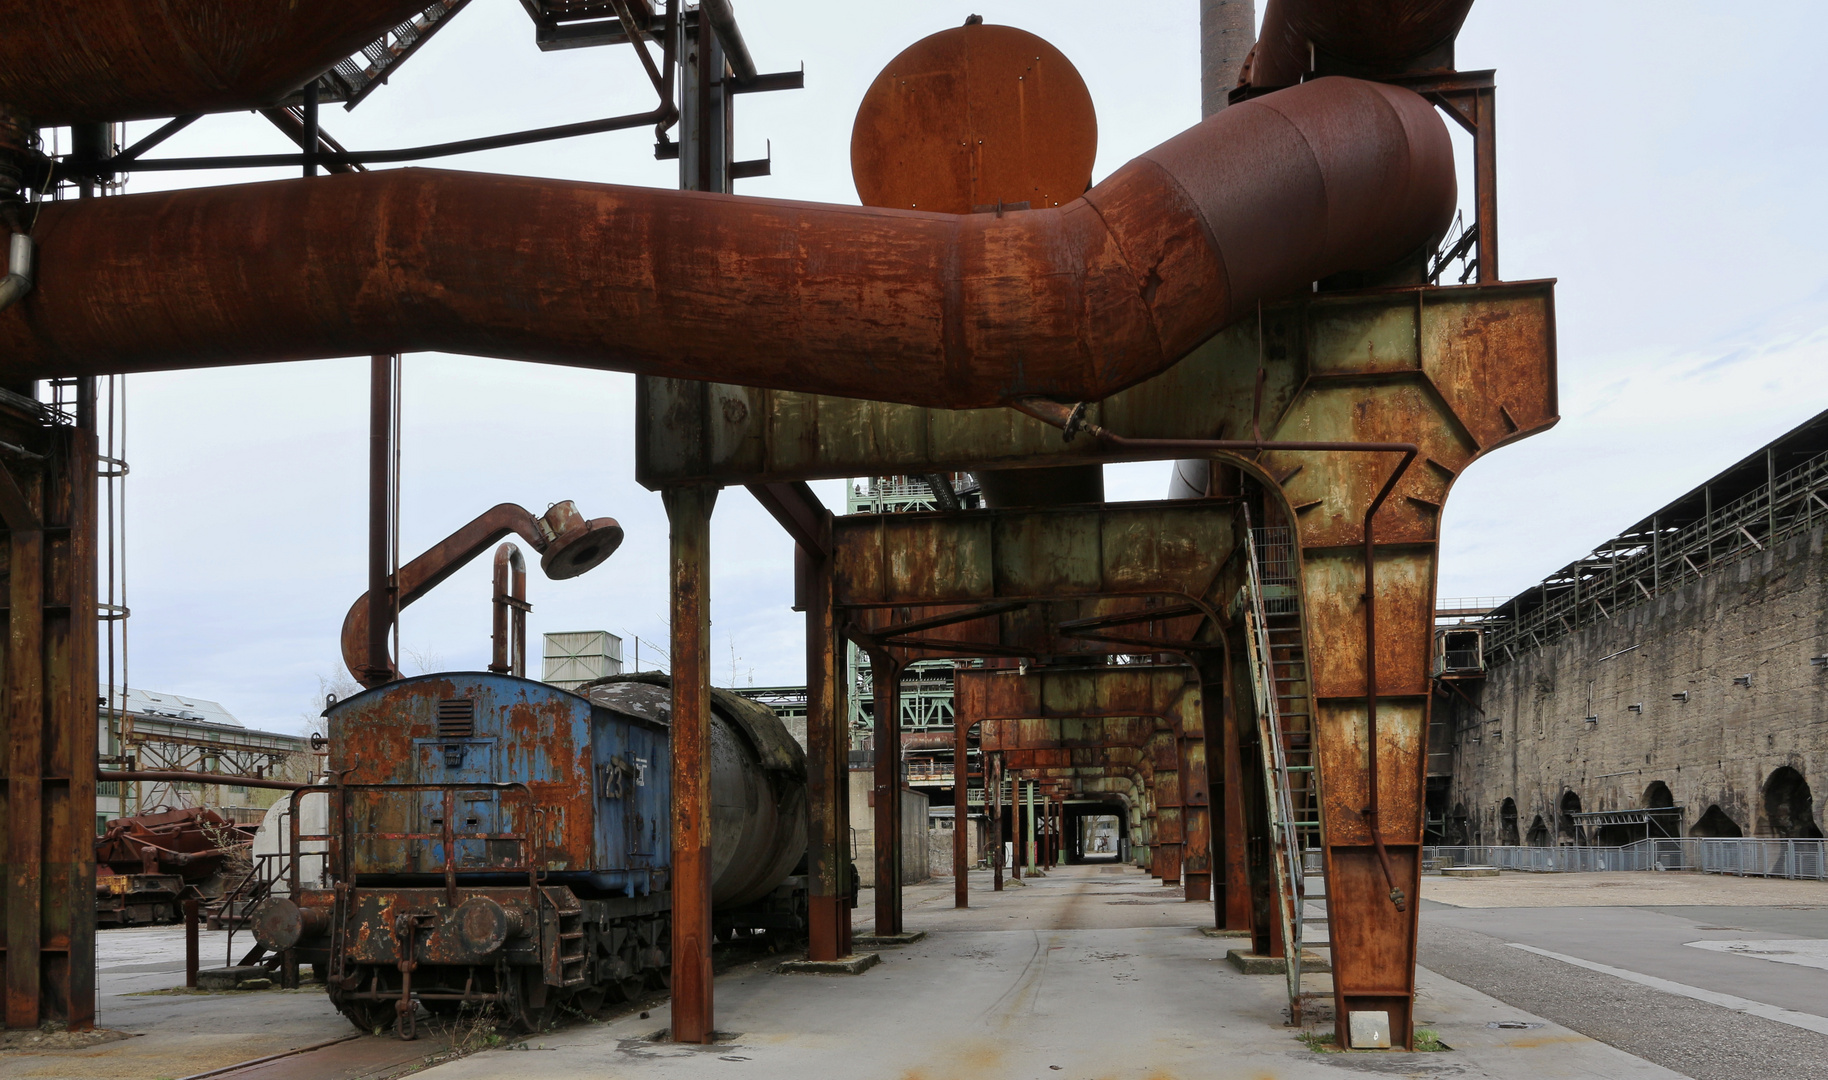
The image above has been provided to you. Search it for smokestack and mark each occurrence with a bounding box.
[1201,1,1257,117]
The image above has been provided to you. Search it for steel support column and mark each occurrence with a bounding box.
[954,718,969,907]
[797,540,849,960]
[664,484,716,1044]
[866,647,903,935]
[1,401,98,1030]
[991,753,1003,891]
[1217,656,1253,930]
[755,480,851,964]
[1180,686,1212,901]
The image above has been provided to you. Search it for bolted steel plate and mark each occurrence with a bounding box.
[851,22,1096,214]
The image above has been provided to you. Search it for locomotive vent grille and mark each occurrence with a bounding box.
[437,698,475,739]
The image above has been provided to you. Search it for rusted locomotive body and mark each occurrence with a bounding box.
[252,672,806,1033]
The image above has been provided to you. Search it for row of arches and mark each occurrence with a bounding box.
[1483,767,1822,846]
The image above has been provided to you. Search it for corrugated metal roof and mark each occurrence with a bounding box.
[106,687,241,727]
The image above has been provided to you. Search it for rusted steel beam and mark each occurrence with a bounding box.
[663,485,716,1044]
[746,482,830,561]
[956,665,1192,725]
[833,503,1235,614]
[635,282,1553,487]
[5,79,1453,409]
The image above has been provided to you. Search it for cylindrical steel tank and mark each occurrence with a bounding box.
[580,676,807,908]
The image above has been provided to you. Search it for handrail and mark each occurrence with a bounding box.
[1240,505,1308,1021]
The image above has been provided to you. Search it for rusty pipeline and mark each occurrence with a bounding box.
[0,0,434,127]
[1013,397,1414,908]
[1243,0,1476,90]
[489,543,528,677]
[342,501,621,688]
[101,768,305,791]
[0,232,31,314]
[1,77,1453,410]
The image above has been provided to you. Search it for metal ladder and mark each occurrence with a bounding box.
[1242,516,1329,1023]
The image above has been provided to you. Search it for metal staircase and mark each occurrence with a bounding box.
[1241,514,1329,1023]
[313,0,474,109]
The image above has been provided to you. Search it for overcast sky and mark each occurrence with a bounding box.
[83,1,1828,733]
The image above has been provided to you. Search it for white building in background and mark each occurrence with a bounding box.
[542,630,625,691]
[98,688,314,831]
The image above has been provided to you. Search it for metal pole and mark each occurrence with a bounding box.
[183,898,199,988]
[954,719,968,907]
[1010,769,1022,882]
[301,82,319,178]
[991,754,1003,891]
[1474,87,1498,282]
[365,356,394,685]
[664,485,717,1044]
[1025,780,1036,873]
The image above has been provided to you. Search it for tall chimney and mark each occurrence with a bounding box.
[1201,0,1257,117]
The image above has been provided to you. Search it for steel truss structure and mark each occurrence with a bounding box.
[1483,410,1828,662]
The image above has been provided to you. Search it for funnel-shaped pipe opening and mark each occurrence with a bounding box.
[537,500,624,580]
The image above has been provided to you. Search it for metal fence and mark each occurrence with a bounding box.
[1425,839,1827,880]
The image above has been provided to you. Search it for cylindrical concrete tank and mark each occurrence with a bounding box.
[579,675,807,908]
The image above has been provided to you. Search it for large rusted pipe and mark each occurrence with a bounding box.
[1243,0,1475,89]
[0,0,433,127]
[0,232,29,314]
[0,77,1453,410]
[103,768,304,792]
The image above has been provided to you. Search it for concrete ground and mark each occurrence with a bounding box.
[0,923,455,1080]
[1416,870,1828,1080]
[410,863,1688,1080]
[6,865,1821,1079]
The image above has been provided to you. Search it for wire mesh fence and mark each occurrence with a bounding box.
[1425,839,1826,880]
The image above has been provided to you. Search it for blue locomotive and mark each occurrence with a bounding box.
[250,672,808,1034]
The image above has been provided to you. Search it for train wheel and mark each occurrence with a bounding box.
[572,985,607,1016]
[503,971,558,1034]
[335,999,398,1036]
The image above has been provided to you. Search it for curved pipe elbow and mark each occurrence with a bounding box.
[0,233,32,314]
[2,77,1454,410]
[341,500,622,687]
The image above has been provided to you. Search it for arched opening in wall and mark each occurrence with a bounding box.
[1558,790,1583,845]
[1763,767,1824,839]
[1690,804,1744,838]
[1500,798,1519,846]
[1447,802,1470,845]
[1525,814,1549,846]
[1642,781,1679,839]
